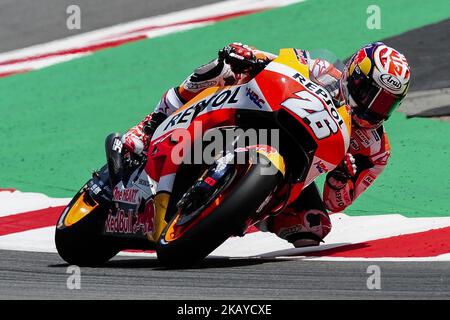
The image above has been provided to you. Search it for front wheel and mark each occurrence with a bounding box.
[55,187,119,266]
[156,153,283,268]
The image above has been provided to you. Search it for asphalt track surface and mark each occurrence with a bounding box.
[383,18,450,92]
[1,249,449,299]
[1,2,450,300]
[0,0,222,53]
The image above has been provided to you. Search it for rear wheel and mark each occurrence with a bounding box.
[55,187,119,266]
[156,154,283,268]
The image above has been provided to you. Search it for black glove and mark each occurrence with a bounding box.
[143,112,167,136]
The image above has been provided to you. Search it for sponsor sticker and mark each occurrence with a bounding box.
[355,129,374,148]
[245,87,265,108]
[161,86,241,132]
[371,129,381,142]
[350,139,360,151]
[379,73,402,91]
[104,209,134,234]
[362,174,376,187]
[113,186,139,203]
[294,48,308,65]
[104,200,154,235]
[314,160,329,174]
[185,80,218,90]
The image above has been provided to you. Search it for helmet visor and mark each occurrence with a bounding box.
[367,88,402,121]
[347,68,402,124]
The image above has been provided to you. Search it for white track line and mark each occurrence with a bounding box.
[211,213,450,258]
[0,190,70,217]
[301,255,450,262]
[0,0,305,75]
[0,226,56,253]
[1,190,450,261]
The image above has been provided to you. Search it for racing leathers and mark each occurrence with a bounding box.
[122,43,391,248]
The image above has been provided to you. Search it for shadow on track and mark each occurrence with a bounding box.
[256,242,353,259]
[48,242,360,270]
[48,256,288,270]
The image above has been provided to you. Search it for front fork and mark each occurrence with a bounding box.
[147,193,170,243]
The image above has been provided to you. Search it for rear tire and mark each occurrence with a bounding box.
[156,160,282,268]
[55,189,119,266]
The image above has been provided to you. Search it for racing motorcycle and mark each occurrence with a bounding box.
[55,48,351,268]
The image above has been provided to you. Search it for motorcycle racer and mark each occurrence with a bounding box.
[122,42,410,248]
